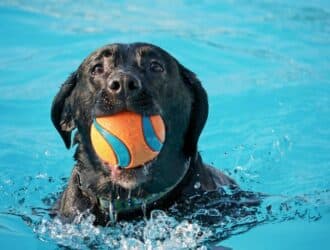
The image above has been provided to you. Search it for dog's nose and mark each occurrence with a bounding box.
[108,73,142,96]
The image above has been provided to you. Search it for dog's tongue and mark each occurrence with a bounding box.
[102,161,121,177]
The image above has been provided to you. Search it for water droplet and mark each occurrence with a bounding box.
[194,182,201,189]
[36,173,48,179]
[207,208,221,217]
[142,165,149,175]
[108,200,117,224]
[141,200,147,219]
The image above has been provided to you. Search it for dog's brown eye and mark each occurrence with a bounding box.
[91,64,104,76]
[103,50,112,57]
[149,61,164,73]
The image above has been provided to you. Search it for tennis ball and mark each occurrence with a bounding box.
[90,111,165,169]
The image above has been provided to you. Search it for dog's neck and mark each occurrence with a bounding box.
[73,151,199,223]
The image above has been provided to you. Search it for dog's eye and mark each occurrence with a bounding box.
[103,50,113,57]
[149,61,164,73]
[91,64,104,76]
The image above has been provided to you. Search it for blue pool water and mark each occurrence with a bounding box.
[0,1,329,249]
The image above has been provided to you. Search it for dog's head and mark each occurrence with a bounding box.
[51,43,208,192]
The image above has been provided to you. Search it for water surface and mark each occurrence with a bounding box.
[0,1,329,249]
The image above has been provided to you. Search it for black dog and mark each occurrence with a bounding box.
[51,43,236,224]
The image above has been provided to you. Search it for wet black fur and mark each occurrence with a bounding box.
[51,43,236,224]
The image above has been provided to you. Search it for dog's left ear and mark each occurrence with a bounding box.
[51,72,78,149]
[178,64,209,157]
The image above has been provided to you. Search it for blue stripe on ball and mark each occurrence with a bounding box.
[93,119,131,168]
[142,116,163,152]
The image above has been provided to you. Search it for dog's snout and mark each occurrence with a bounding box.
[108,73,142,96]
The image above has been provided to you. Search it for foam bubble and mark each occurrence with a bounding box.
[34,209,212,250]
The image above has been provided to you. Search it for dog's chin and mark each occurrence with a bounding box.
[103,161,153,190]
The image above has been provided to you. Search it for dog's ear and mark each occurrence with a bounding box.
[51,72,78,149]
[179,64,209,157]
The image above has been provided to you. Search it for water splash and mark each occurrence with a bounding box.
[34,210,212,250]
[32,185,327,249]
[1,168,327,249]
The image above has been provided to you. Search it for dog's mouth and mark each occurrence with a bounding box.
[96,153,155,188]
[90,90,166,189]
[102,156,157,177]
[89,108,167,192]
[99,157,158,190]
[93,90,161,118]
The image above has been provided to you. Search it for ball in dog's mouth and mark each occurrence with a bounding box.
[90,111,166,170]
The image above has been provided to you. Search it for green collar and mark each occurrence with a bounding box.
[98,189,169,222]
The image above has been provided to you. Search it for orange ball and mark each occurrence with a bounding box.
[90,112,165,169]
